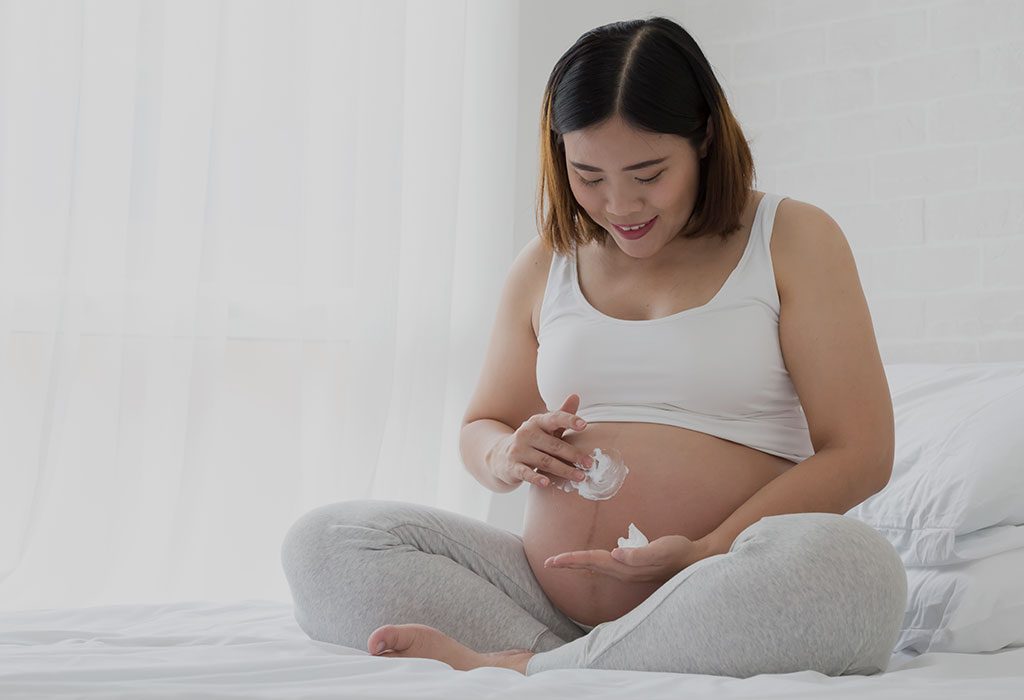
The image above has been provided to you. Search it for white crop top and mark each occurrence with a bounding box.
[535,192,815,464]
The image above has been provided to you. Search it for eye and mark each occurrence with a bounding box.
[579,172,663,187]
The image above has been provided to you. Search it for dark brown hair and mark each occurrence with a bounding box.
[536,16,755,257]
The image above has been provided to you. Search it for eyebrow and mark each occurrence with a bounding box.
[569,156,669,173]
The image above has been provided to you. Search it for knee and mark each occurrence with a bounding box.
[736,513,907,614]
[764,513,908,660]
[813,514,908,631]
[739,512,898,565]
[802,514,907,607]
[732,514,907,675]
[280,499,393,578]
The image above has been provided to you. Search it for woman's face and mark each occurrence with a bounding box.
[562,115,712,261]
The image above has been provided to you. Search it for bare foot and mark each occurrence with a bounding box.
[367,623,535,674]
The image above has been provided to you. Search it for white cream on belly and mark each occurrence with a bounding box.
[559,446,630,500]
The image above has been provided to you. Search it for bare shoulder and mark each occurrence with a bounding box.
[769,197,845,305]
[519,236,555,340]
[459,236,555,429]
[769,196,893,469]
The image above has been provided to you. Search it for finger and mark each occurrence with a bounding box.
[610,548,661,567]
[544,549,603,567]
[553,395,579,437]
[549,411,586,439]
[548,549,657,569]
[540,415,592,466]
[610,547,633,563]
[547,559,593,570]
[559,393,580,413]
[543,552,656,583]
[539,430,592,470]
[516,463,550,487]
[541,429,592,468]
[553,562,654,584]
[527,447,586,483]
[546,558,617,577]
[610,544,656,563]
[545,559,599,573]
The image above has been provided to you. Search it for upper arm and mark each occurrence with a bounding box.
[774,200,895,480]
[461,237,551,430]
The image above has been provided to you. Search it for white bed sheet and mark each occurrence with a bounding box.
[1,599,1021,699]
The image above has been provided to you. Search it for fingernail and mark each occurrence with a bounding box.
[375,641,385,654]
[574,419,585,428]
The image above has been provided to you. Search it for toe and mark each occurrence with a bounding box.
[367,624,401,655]
[368,623,428,655]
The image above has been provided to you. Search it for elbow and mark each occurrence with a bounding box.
[871,449,895,494]
[879,430,895,489]
[866,423,896,494]
[837,443,893,499]
[874,464,893,494]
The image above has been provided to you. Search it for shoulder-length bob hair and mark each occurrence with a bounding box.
[537,16,755,257]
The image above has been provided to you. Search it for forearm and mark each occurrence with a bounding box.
[459,419,518,494]
[696,446,890,557]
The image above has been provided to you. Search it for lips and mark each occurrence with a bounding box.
[612,216,657,239]
[612,217,655,231]
[614,215,655,232]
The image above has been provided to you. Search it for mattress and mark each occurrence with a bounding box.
[1,599,1021,699]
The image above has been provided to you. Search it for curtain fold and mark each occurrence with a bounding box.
[0,0,521,611]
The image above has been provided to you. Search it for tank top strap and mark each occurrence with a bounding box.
[756,192,788,247]
[701,191,788,320]
[537,242,575,338]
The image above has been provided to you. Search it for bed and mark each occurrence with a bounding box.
[0,599,1022,699]
[2,362,1022,697]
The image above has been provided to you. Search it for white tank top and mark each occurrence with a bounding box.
[535,192,814,464]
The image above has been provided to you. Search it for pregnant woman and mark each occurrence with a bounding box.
[281,16,907,677]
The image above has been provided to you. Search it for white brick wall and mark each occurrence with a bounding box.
[727,0,1024,362]
[516,0,1024,364]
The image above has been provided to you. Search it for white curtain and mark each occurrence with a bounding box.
[0,0,521,611]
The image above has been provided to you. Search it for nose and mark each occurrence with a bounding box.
[605,190,645,220]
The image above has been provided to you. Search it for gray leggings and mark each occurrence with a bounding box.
[280,498,907,677]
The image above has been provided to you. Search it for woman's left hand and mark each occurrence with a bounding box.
[543,534,714,584]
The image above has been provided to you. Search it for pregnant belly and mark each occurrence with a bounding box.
[521,421,796,628]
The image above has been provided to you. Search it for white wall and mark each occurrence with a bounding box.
[490,0,1024,533]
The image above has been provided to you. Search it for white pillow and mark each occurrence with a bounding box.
[927,524,1024,564]
[843,362,1024,567]
[897,542,1024,654]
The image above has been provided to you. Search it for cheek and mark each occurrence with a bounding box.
[652,181,688,212]
[571,184,600,214]
[652,189,677,211]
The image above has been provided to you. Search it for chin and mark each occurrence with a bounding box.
[615,240,663,258]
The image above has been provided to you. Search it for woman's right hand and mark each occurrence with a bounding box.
[490,393,596,489]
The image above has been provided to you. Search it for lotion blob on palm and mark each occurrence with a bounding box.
[617,522,650,548]
[560,447,629,500]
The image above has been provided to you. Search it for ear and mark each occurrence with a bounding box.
[699,117,713,158]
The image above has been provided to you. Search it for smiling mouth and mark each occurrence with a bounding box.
[611,216,657,237]
[611,217,655,230]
